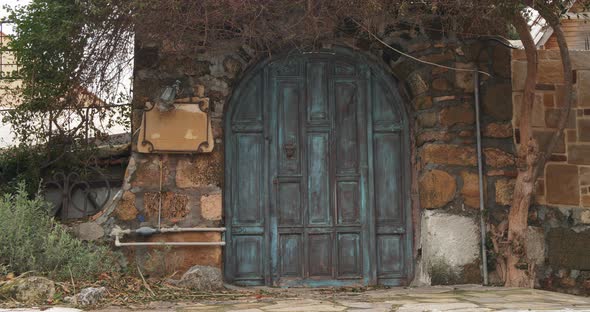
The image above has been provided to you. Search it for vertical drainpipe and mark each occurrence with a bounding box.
[474,71,489,285]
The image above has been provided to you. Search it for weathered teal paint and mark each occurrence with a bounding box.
[225,47,412,286]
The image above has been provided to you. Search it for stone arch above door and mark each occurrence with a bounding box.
[224,47,412,286]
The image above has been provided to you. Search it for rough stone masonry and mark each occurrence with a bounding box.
[82,21,524,287]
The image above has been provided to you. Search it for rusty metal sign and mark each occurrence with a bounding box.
[138,97,213,154]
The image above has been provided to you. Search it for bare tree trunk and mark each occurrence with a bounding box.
[504,14,538,288]
[502,6,574,288]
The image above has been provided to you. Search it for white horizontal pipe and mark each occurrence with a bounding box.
[158,227,226,233]
[114,236,225,247]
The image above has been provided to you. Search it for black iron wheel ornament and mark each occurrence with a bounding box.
[43,166,111,219]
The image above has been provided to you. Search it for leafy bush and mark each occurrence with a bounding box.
[0,184,119,280]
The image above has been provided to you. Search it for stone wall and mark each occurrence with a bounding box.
[512,49,590,295]
[98,25,516,284]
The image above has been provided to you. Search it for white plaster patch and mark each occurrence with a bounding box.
[422,210,479,267]
[414,210,480,285]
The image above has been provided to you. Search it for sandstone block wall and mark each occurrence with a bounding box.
[512,49,590,295]
[512,50,590,208]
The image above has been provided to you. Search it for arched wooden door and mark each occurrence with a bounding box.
[224,48,412,286]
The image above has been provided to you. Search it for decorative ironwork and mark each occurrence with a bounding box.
[43,166,111,219]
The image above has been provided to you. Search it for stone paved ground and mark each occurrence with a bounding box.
[3,285,590,312]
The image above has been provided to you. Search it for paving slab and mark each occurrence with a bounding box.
[4,286,590,312]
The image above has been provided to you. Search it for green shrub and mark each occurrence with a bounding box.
[0,184,119,280]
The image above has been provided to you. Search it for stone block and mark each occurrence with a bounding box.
[144,192,190,221]
[414,96,433,110]
[568,144,590,165]
[73,287,107,306]
[200,193,222,221]
[483,83,512,121]
[433,95,457,103]
[538,60,564,84]
[533,129,566,154]
[526,226,546,266]
[546,164,580,206]
[419,169,457,209]
[223,56,242,78]
[570,51,590,70]
[537,49,562,60]
[455,63,475,92]
[417,111,438,128]
[578,70,590,107]
[421,144,476,166]
[567,129,577,142]
[495,178,515,206]
[483,122,512,138]
[419,51,455,63]
[407,72,429,96]
[432,78,451,91]
[544,93,554,107]
[176,150,224,188]
[416,131,451,146]
[580,209,590,223]
[131,157,170,189]
[174,265,223,291]
[432,67,448,75]
[439,103,475,127]
[579,119,590,142]
[545,108,576,128]
[580,167,590,186]
[114,191,138,221]
[71,222,104,241]
[460,171,482,208]
[458,130,473,137]
[548,228,590,270]
[0,276,55,303]
[408,42,432,52]
[483,148,515,168]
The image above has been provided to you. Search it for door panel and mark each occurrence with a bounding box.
[374,132,403,223]
[308,133,330,225]
[307,61,329,122]
[377,235,404,276]
[334,81,359,173]
[280,234,303,277]
[234,235,264,279]
[337,233,361,277]
[234,134,264,225]
[308,233,333,277]
[278,182,302,226]
[226,51,410,286]
[277,81,303,175]
[336,181,360,224]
